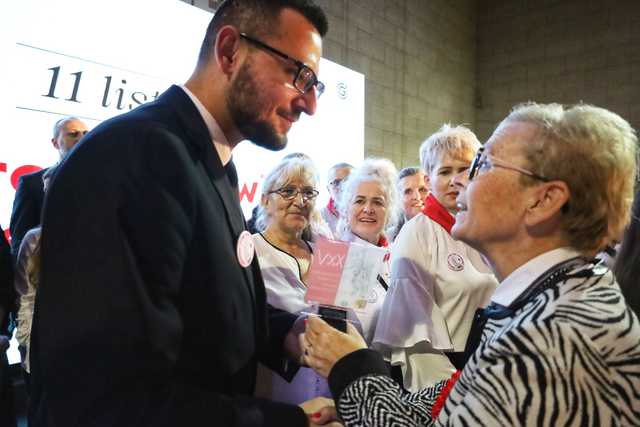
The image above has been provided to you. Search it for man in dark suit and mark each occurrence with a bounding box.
[29,1,332,426]
[9,117,88,256]
[0,231,16,427]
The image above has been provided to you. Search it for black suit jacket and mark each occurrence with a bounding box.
[29,86,306,426]
[10,168,47,256]
[0,231,13,334]
[0,231,16,427]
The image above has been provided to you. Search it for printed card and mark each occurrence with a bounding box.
[305,237,387,313]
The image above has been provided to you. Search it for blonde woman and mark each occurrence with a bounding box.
[252,156,328,404]
[373,125,498,390]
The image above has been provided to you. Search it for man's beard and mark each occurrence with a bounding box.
[226,60,288,151]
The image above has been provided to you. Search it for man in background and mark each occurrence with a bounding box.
[320,162,353,236]
[9,117,88,255]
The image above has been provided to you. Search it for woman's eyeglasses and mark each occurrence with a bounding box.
[269,186,319,201]
[469,147,549,182]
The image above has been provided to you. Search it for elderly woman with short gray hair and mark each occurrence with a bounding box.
[333,158,398,344]
[301,102,640,426]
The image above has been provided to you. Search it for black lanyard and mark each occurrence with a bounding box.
[461,256,598,367]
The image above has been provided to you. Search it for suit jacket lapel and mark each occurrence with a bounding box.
[158,86,256,303]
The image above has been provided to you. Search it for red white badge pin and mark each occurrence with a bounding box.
[447,253,464,271]
[236,230,255,268]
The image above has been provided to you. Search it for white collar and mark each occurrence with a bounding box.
[491,247,583,306]
[178,85,232,165]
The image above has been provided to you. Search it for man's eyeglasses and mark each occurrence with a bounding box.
[269,186,319,201]
[469,147,549,182]
[240,33,325,98]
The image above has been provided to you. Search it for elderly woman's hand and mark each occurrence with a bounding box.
[300,315,367,378]
[300,397,342,426]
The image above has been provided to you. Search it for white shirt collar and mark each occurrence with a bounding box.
[491,247,583,306]
[178,85,232,164]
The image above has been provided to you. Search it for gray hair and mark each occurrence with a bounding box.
[255,157,321,235]
[52,116,82,139]
[327,162,354,181]
[282,152,312,161]
[501,102,638,253]
[419,124,481,174]
[336,158,399,238]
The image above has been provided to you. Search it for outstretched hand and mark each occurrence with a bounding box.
[300,315,367,378]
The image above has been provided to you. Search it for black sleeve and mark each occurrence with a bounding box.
[328,349,443,427]
[0,232,13,333]
[261,304,300,381]
[328,349,390,399]
[9,175,42,257]
[30,124,308,427]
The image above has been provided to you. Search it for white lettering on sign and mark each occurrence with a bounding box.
[315,250,345,268]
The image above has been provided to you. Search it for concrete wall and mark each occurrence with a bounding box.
[316,0,477,166]
[181,0,478,167]
[181,1,640,166]
[475,0,640,141]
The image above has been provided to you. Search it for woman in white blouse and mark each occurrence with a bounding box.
[373,125,498,390]
[252,156,327,404]
[334,158,398,343]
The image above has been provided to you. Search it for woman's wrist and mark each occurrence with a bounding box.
[328,348,389,399]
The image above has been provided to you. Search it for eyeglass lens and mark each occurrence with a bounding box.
[295,67,324,97]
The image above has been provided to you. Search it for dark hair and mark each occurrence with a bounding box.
[197,0,328,65]
[397,166,421,181]
[614,189,640,315]
[388,167,424,241]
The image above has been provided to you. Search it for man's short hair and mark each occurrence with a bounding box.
[52,116,82,139]
[197,0,328,66]
[419,124,481,174]
[502,102,638,254]
[327,162,354,181]
[397,166,422,181]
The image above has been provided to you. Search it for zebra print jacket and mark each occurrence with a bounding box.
[328,260,640,426]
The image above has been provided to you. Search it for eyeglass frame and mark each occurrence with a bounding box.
[268,186,320,202]
[239,32,325,98]
[469,146,550,182]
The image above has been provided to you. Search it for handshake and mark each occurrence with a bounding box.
[287,315,368,427]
